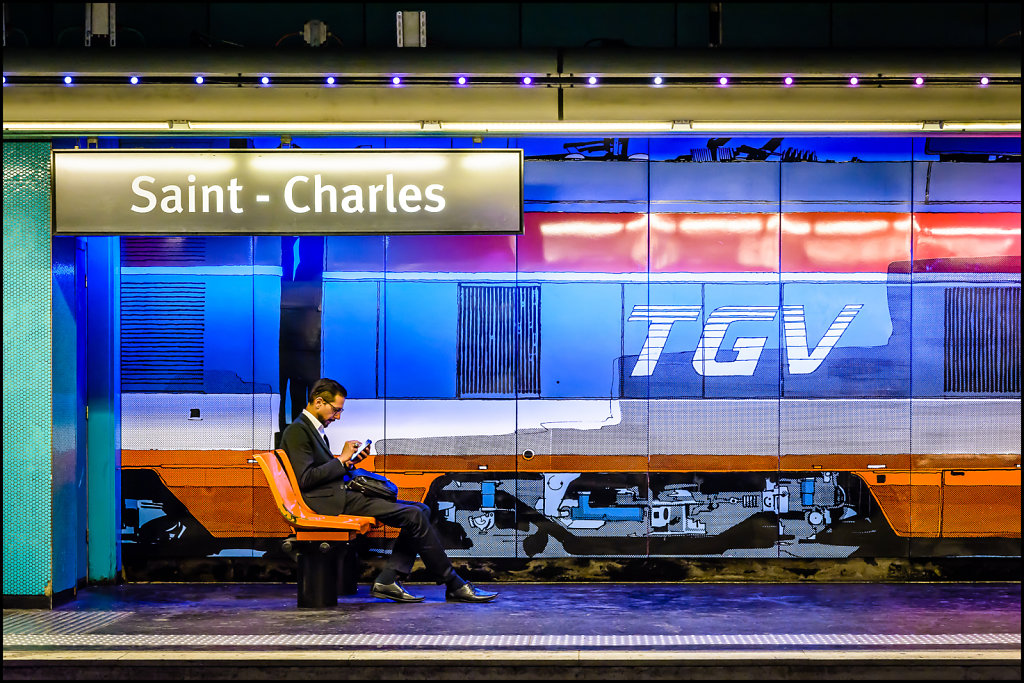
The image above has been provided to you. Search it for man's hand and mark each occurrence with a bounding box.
[337,440,362,462]
[349,440,372,465]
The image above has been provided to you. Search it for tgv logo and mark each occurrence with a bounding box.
[629,304,863,377]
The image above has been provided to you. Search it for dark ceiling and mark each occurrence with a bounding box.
[4,2,1021,51]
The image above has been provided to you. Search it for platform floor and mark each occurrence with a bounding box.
[4,582,1021,679]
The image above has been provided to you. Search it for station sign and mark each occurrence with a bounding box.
[52,149,523,235]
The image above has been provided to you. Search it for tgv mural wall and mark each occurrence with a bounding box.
[115,136,1021,569]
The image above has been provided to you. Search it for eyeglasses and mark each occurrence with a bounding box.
[319,398,345,416]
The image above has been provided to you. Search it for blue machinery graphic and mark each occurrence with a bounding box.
[571,493,644,523]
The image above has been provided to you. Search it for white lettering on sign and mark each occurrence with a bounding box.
[226,178,244,213]
[160,184,183,213]
[314,175,335,213]
[128,174,445,216]
[130,175,244,214]
[284,175,310,213]
[629,304,862,376]
[130,176,157,213]
[424,184,445,212]
[341,185,364,213]
[282,174,445,214]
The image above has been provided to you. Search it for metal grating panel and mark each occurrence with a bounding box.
[121,236,206,266]
[945,286,1021,393]
[911,398,1021,454]
[3,632,1019,648]
[781,399,909,455]
[381,398,1015,457]
[457,285,540,396]
[3,610,132,635]
[121,282,205,391]
[121,393,277,450]
[2,141,53,597]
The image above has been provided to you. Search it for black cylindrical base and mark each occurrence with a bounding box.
[297,546,339,608]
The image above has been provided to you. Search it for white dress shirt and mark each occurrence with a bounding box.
[301,409,330,451]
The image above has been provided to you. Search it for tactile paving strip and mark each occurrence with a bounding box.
[4,632,1019,648]
[3,611,132,635]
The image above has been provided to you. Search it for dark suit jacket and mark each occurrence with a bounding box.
[280,414,349,515]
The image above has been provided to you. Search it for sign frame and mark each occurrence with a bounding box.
[51,147,524,236]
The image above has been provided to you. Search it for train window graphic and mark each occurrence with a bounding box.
[118,148,1022,566]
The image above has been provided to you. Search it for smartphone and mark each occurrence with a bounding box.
[349,439,372,464]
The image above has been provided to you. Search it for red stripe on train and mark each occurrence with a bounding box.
[379,212,1020,274]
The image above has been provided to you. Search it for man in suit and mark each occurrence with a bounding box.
[281,377,498,603]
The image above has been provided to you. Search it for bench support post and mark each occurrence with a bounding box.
[297,542,343,608]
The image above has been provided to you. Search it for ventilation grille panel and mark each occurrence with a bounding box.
[457,285,540,396]
[944,286,1020,393]
[121,236,206,266]
[121,283,205,392]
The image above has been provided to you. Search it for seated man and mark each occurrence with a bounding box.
[281,377,497,603]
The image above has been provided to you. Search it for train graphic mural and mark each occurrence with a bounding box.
[118,140,1021,565]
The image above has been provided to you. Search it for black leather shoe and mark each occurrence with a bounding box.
[370,581,425,603]
[445,582,498,603]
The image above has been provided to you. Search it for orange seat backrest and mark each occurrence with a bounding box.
[254,450,302,525]
[274,449,328,519]
[256,449,375,534]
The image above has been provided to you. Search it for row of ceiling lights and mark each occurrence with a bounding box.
[2,74,1010,87]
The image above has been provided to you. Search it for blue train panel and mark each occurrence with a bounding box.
[539,283,624,398]
[524,161,649,212]
[912,162,1022,212]
[384,282,459,398]
[650,163,780,213]
[321,280,381,399]
[781,162,913,212]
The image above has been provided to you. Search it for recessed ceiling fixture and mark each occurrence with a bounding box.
[4,120,1020,134]
[2,72,1020,90]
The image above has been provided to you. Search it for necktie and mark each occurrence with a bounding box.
[323,433,330,450]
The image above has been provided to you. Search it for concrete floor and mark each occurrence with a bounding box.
[4,582,1021,679]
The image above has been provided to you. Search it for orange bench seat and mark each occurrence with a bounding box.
[254,449,376,540]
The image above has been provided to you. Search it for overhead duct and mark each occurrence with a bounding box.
[2,48,1019,136]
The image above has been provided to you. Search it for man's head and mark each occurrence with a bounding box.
[306,378,348,426]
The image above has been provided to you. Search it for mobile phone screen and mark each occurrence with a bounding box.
[350,440,372,463]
